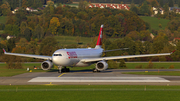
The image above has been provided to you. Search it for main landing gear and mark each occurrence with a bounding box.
[92,68,100,72]
[58,66,70,73]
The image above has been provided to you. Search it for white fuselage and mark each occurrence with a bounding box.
[52,48,103,67]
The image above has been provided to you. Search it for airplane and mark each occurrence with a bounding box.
[3,25,174,73]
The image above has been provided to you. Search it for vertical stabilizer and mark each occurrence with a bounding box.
[95,25,103,49]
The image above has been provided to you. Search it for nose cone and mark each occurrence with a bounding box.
[52,56,59,65]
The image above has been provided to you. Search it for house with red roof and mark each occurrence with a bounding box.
[89,3,129,10]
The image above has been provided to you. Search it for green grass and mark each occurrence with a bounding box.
[0,85,180,101]
[54,35,123,47]
[140,16,170,31]
[0,63,52,77]
[0,63,95,77]
[126,62,179,69]
[123,71,180,76]
[0,16,7,24]
[54,36,93,46]
[64,3,79,7]
[0,62,180,77]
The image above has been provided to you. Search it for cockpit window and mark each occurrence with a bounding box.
[54,54,62,56]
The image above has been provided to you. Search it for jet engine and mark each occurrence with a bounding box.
[41,61,53,70]
[95,61,108,71]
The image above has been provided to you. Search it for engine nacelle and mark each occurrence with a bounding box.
[96,61,108,71]
[41,61,53,70]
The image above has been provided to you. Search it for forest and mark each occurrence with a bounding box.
[0,0,180,64]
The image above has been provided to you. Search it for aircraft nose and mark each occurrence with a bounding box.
[52,56,59,65]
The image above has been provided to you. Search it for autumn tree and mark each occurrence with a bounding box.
[47,0,55,14]
[49,17,60,35]
[139,1,151,16]
[33,24,44,39]
[119,59,127,68]
[18,38,28,53]
[169,0,174,7]
[26,40,38,54]
[78,0,87,9]
[152,32,169,53]
[0,2,11,16]
[24,27,32,41]
[7,38,16,52]
[130,3,139,14]
[20,21,28,37]
[14,8,27,26]
[39,36,59,55]
[22,0,27,8]
[159,0,164,7]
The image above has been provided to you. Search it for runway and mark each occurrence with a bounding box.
[0,69,180,85]
[28,77,170,82]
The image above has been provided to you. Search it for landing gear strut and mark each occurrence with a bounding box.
[58,66,70,73]
[93,68,100,72]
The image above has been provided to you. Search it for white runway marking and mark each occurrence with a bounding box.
[28,77,170,82]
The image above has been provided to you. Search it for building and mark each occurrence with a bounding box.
[89,3,130,10]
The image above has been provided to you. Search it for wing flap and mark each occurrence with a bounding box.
[81,53,171,63]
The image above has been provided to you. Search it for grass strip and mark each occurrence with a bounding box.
[0,85,179,101]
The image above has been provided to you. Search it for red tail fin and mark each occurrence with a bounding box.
[95,25,103,49]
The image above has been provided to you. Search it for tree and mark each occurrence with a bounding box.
[22,0,27,8]
[7,39,16,52]
[151,0,158,7]
[4,24,13,35]
[49,17,60,35]
[40,36,58,55]
[12,25,20,36]
[169,0,174,7]
[152,32,168,53]
[139,1,151,16]
[130,3,139,14]
[78,0,87,9]
[47,0,55,14]
[178,0,180,7]
[163,3,169,19]
[119,59,127,68]
[0,2,11,16]
[159,0,164,7]
[26,40,37,54]
[15,38,28,53]
[15,8,27,26]
[24,27,32,41]
[20,21,28,37]
[33,24,44,39]
[32,0,43,8]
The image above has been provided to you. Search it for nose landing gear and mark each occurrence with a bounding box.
[58,66,70,73]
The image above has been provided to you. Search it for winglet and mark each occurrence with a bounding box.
[171,50,176,54]
[3,48,6,53]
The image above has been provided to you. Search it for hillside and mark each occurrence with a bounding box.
[140,16,170,31]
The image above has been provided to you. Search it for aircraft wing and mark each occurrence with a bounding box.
[103,48,129,52]
[80,53,172,63]
[3,49,52,60]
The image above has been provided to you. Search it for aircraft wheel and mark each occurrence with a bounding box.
[93,69,99,72]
